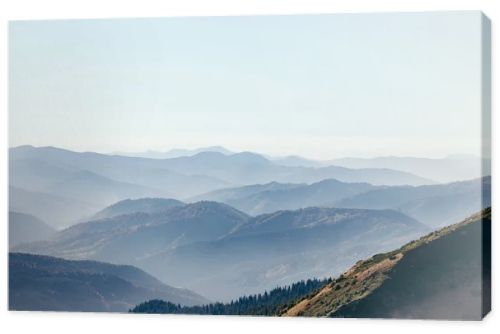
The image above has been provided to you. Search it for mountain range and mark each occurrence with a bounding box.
[9,186,98,229]
[190,179,377,215]
[14,201,250,263]
[334,176,491,227]
[330,155,489,184]
[112,146,234,159]
[127,208,490,319]
[111,146,488,184]
[10,145,437,228]
[8,144,490,316]
[14,201,428,301]
[9,252,209,312]
[269,154,488,183]
[190,177,490,228]
[90,198,185,220]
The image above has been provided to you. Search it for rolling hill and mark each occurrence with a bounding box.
[192,179,378,215]
[14,202,428,301]
[9,252,209,312]
[334,176,491,227]
[189,181,304,204]
[282,208,491,320]
[44,170,166,206]
[113,146,234,159]
[138,207,428,300]
[10,145,433,197]
[190,177,489,226]
[14,201,251,263]
[9,145,436,227]
[91,198,185,220]
[9,186,99,229]
[9,212,56,247]
[9,145,229,201]
[159,151,433,186]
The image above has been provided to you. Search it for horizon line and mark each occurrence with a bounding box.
[8,144,482,162]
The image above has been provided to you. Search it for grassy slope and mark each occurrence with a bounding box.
[282,208,490,319]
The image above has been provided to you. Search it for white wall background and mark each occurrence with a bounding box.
[0,1,498,333]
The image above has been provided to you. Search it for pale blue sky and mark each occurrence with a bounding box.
[9,12,485,159]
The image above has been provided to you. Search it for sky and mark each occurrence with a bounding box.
[9,12,487,159]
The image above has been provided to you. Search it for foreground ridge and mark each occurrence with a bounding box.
[282,207,491,318]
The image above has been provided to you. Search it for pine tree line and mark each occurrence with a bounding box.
[131,278,331,316]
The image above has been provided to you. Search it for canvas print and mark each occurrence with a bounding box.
[8,12,491,320]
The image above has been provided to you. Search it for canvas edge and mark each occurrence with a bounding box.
[480,11,492,320]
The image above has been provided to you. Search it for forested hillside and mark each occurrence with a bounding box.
[131,278,330,316]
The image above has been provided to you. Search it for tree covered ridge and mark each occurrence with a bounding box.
[130,278,331,316]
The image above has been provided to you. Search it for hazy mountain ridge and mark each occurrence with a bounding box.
[9,186,99,229]
[10,145,433,196]
[9,145,437,227]
[9,252,209,312]
[9,146,231,226]
[91,198,185,220]
[115,147,486,185]
[270,155,324,168]
[8,145,489,312]
[250,153,486,183]
[45,170,166,206]
[189,181,305,203]
[233,207,422,237]
[9,212,56,247]
[334,176,491,227]
[330,155,487,183]
[112,146,234,159]
[10,145,229,199]
[13,201,251,263]
[189,177,489,225]
[138,206,427,300]
[14,201,427,301]
[193,179,379,215]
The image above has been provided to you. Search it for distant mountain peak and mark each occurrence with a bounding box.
[230,151,270,164]
[166,146,233,157]
[10,144,35,150]
[199,145,231,152]
[190,151,226,158]
[107,197,184,208]
[110,146,234,159]
[91,197,185,220]
[178,200,250,219]
[9,211,56,247]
